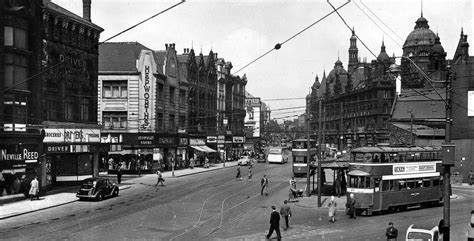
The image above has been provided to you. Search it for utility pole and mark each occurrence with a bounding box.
[306,97,311,197]
[442,66,455,241]
[317,99,322,207]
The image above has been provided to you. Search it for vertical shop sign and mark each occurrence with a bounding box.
[138,51,156,132]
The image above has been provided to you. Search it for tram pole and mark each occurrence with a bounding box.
[442,65,455,241]
[318,99,322,207]
[306,98,311,197]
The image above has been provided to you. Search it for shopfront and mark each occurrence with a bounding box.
[43,128,101,184]
[107,133,154,174]
[189,137,216,166]
[156,135,177,171]
[0,142,41,197]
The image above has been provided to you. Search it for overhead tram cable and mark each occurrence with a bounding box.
[232,0,350,75]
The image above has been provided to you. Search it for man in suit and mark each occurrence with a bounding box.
[385,221,398,241]
[261,175,269,195]
[280,200,292,230]
[266,206,281,240]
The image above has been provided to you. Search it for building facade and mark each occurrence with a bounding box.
[308,30,395,150]
[1,0,103,197]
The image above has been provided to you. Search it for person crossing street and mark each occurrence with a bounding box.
[280,200,292,230]
[155,169,165,186]
[266,205,281,240]
[261,175,269,195]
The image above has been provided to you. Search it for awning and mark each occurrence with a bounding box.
[347,170,371,176]
[190,145,216,153]
[108,149,137,155]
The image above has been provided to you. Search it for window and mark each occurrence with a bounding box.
[64,99,74,121]
[179,90,186,106]
[423,178,431,188]
[156,113,163,131]
[178,115,185,128]
[397,180,406,190]
[433,177,441,186]
[169,114,175,131]
[170,87,175,104]
[294,156,306,163]
[4,26,27,49]
[80,98,90,122]
[102,112,127,129]
[4,54,28,90]
[382,180,395,191]
[103,81,127,98]
[348,176,371,188]
[3,94,27,132]
[158,83,164,101]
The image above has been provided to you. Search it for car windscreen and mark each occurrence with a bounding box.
[81,180,95,189]
[407,231,432,240]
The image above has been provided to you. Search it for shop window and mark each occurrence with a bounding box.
[103,81,127,98]
[4,54,28,90]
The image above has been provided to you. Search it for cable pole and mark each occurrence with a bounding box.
[318,99,322,207]
[306,98,311,197]
[442,65,454,241]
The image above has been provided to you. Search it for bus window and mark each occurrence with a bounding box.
[294,156,305,163]
[352,153,365,162]
[399,154,406,162]
[423,178,431,188]
[407,180,415,189]
[364,177,370,188]
[373,154,380,163]
[373,178,381,191]
[433,177,441,186]
[407,153,415,162]
[415,179,423,188]
[398,180,406,190]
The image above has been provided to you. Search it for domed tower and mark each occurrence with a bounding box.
[348,28,359,73]
[327,58,349,96]
[401,13,445,88]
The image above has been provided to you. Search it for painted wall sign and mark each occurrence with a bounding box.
[233,136,245,143]
[207,136,217,143]
[0,148,39,161]
[189,138,206,146]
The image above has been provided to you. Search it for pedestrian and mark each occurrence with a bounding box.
[155,169,165,186]
[236,166,242,180]
[385,222,398,241]
[347,193,356,219]
[280,200,292,230]
[335,175,342,197]
[328,195,337,223]
[248,166,253,182]
[266,205,281,240]
[204,156,210,168]
[261,175,269,195]
[289,176,298,201]
[116,164,123,184]
[29,176,39,201]
[469,170,474,186]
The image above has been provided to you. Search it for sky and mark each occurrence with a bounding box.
[52,0,472,121]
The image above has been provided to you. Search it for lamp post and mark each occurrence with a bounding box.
[306,98,311,197]
[317,99,323,207]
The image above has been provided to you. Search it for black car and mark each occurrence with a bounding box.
[76,177,119,201]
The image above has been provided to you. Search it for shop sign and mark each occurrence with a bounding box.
[46,144,70,153]
[207,136,217,143]
[43,128,100,143]
[179,138,188,146]
[245,97,261,107]
[189,138,205,145]
[217,135,225,144]
[138,135,154,145]
[157,137,175,145]
[218,144,224,148]
[0,148,39,161]
[233,136,245,143]
[138,51,156,132]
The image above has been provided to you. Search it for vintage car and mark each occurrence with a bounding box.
[405,224,442,241]
[76,177,119,201]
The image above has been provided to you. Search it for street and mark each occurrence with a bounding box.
[1,163,472,240]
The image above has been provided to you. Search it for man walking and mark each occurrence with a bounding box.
[155,169,165,186]
[385,222,398,241]
[266,206,281,240]
[116,164,123,184]
[347,193,357,219]
[261,175,269,195]
[280,200,292,230]
[248,166,253,182]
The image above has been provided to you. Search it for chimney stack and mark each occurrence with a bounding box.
[165,44,169,49]
[83,0,91,22]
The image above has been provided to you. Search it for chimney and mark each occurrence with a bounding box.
[165,44,169,49]
[83,0,91,22]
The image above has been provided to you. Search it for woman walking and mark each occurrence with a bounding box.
[29,176,39,201]
[328,196,337,223]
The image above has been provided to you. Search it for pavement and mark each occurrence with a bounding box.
[0,161,239,220]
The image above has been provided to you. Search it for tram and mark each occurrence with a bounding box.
[346,146,443,215]
[291,139,317,177]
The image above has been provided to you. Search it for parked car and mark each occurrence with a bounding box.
[76,177,119,201]
[237,156,253,166]
[406,224,442,241]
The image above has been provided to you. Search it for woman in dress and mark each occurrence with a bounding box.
[328,195,337,223]
[29,176,39,201]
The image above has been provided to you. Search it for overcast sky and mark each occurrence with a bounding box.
[52,0,472,121]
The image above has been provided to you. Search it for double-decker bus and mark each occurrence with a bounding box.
[267,146,290,164]
[347,146,443,215]
[291,139,317,177]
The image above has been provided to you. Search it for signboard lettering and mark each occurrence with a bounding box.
[392,163,436,174]
[138,52,156,132]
